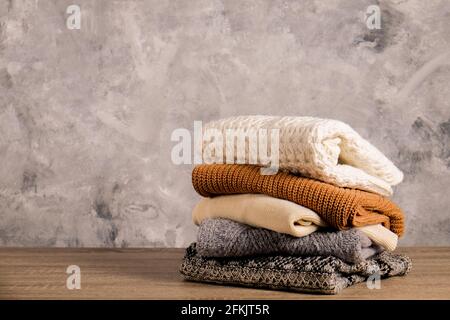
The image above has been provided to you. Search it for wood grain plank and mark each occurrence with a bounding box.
[0,247,449,299]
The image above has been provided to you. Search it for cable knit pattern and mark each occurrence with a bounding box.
[202,116,403,196]
[197,218,384,264]
[180,243,412,295]
[192,164,405,236]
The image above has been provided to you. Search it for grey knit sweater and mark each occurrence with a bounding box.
[180,243,412,295]
[197,218,384,263]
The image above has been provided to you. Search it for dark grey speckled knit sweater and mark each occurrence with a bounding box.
[197,218,384,263]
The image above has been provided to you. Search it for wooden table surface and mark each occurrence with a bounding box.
[0,247,449,299]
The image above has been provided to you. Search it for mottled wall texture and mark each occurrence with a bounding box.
[0,0,449,247]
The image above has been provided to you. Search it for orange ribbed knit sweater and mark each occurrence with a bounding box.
[192,165,404,236]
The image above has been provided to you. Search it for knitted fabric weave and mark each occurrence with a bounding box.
[202,116,403,196]
[193,194,398,251]
[197,218,384,263]
[194,193,326,237]
[192,164,405,236]
[180,243,412,295]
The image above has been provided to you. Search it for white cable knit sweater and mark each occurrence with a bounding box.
[202,116,403,196]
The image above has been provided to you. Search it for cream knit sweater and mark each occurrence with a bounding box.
[192,194,398,251]
[202,116,403,196]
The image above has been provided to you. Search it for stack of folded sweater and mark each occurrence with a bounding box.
[180,116,412,294]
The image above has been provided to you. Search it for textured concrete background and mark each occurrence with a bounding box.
[0,0,449,247]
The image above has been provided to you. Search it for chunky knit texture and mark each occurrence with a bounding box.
[180,243,412,295]
[202,116,404,196]
[192,164,405,236]
[197,218,384,263]
[193,194,398,250]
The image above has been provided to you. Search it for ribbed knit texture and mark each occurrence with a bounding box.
[197,218,384,263]
[202,116,404,196]
[192,164,405,236]
[180,243,412,295]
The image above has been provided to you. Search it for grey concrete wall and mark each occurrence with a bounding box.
[0,0,449,247]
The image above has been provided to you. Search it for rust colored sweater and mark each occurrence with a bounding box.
[192,165,404,236]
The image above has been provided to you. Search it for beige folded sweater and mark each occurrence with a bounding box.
[192,194,398,251]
